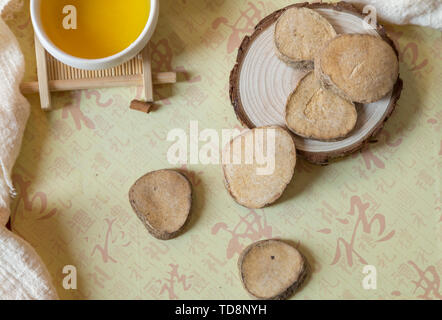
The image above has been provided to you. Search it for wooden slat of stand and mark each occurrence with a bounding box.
[141,46,154,102]
[24,38,176,111]
[20,73,177,94]
[34,36,51,110]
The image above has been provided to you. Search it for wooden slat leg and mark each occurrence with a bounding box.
[141,44,154,102]
[20,72,177,94]
[34,35,51,110]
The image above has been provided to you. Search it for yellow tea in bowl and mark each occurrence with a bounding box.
[40,0,150,59]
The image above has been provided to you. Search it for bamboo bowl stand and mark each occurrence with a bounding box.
[20,36,177,111]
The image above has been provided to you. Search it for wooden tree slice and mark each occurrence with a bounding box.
[129,170,192,240]
[230,1,403,165]
[238,239,307,300]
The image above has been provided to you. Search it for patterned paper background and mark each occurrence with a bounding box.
[4,0,441,300]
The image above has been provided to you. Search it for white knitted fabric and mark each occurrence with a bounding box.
[354,0,442,30]
[0,0,58,300]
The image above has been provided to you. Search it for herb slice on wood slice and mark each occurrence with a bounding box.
[285,71,357,141]
[222,126,296,209]
[129,170,192,240]
[274,7,336,70]
[239,239,308,300]
[315,34,399,104]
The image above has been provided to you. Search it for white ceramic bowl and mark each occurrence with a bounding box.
[30,0,159,70]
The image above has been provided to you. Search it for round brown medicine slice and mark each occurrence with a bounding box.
[274,7,337,69]
[316,34,399,103]
[129,170,192,240]
[239,239,307,300]
[222,126,296,209]
[285,71,357,141]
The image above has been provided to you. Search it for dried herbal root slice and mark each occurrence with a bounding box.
[222,126,296,209]
[129,170,192,240]
[274,7,337,69]
[316,34,399,103]
[238,239,307,300]
[285,72,357,141]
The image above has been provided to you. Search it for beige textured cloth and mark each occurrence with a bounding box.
[0,0,58,300]
[354,0,442,30]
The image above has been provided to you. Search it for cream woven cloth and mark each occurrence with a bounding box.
[0,0,58,300]
[354,0,442,30]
